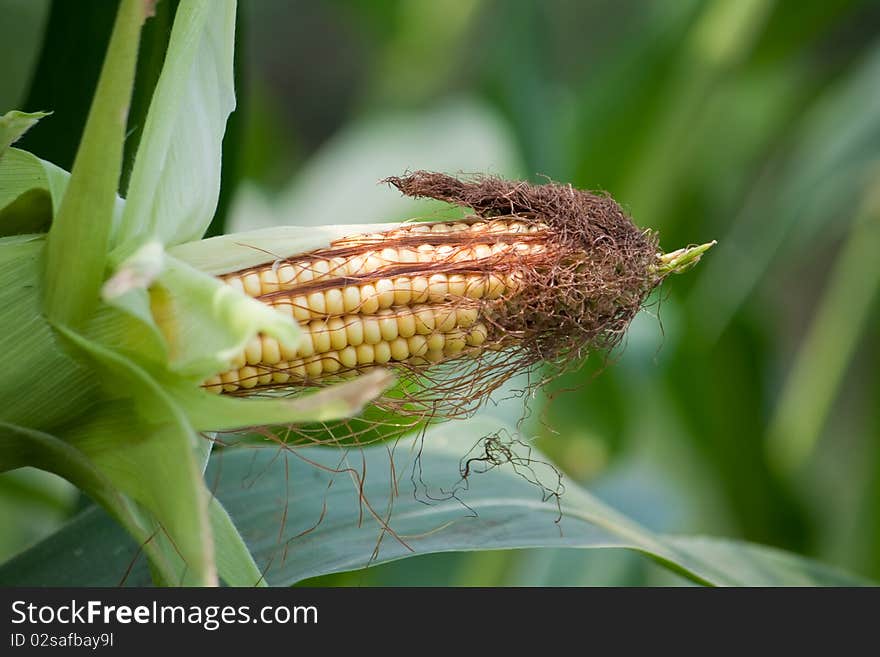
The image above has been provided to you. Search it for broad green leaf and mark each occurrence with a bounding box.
[661,536,871,587]
[113,0,237,255]
[3,418,871,586]
[210,497,265,587]
[0,236,98,431]
[0,110,50,156]
[191,420,878,586]
[86,290,170,371]
[0,422,182,586]
[0,505,153,587]
[55,326,215,585]
[0,501,249,587]
[0,467,76,564]
[0,149,125,238]
[44,0,149,328]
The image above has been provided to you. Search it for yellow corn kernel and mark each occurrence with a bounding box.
[413,306,435,334]
[339,346,358,369]
[436,244,454,259]
[347,253,368,276]
[427,273,448,303]
[486,274,505,299]
[257,367,273,385]
[447,273,467,298]
[426,332,445,352]
[342,286,361,313]
[456,306,478,328]
[306,291,326,317]
[220,370,241,392]
[374,341,391,364]
[363,254,382,276]
[389,337,409,361]
[244,336,262,365]
[310,320,331,353]
[356,343,375,365]
[204,375,223,393]
[393,277,412,306]
[425,349,444,363]
[327,317,348,350]
[344,314,364,346]
[464,276,486,299]
[322,351,341,374]
[287,362,307,380]
[311,259,330,281]
[271,365,291,385]
[329,256,347,277]
[362,316,381,344]
[207,217,548,392]
[407,334,428,358]
[467,322,488,347]
[398,247,418,264]
[473,244,492,260]
[261,336,281,364]
[272,298,293,318]
[259,267,280,294]
[239,272,258,297]
[325,288,345,315]
[277,263,296,287]
[375,278,395,308]
[396,311,416,338]
[443,329,467,356]
[411,276,429,303]
[304,356,324,379]
[238,366,259,389]
[359,284,380,314]
[433,306,456,333]
[291,295,310,323]
[294,261,314,284]
[377,311,399,341]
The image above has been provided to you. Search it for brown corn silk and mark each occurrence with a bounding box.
[207,172,663,442]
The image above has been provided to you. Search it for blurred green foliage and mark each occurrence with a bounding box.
[2,0,878,585]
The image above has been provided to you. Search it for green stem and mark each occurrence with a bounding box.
[654,241,717,278]
[44,0,149,328]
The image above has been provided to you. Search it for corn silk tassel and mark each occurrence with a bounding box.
[198,172,712,438]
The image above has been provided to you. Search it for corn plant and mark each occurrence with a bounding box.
[0,0,871,587]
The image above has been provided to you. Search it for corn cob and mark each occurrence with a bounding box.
[202,172,712,409]
[205,219,544,393]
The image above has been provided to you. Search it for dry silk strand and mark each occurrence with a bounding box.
[202,172,713,421]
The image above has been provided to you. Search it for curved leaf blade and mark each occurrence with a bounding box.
[3,418,871,586]
[44,0,149,327]
[113,0,236,254]
[0,110,51,156]
[56,326,216,586]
